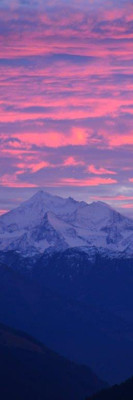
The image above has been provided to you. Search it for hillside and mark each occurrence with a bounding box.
[0,192,133,384]
[87,376,133,400]
[0,323,106,400]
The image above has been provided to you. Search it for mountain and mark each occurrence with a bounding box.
[0,323,106,400]
[0,192,133,385]
[87,376,133,400]
[0,190,133,257]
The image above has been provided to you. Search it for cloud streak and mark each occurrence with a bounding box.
[0,0,133,212]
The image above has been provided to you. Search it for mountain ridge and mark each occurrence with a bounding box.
[1,193,133,383]
[0,190,133,258]
[87,376,133,400]
[0,322,106,400]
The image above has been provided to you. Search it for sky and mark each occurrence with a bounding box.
[0,0,133,215]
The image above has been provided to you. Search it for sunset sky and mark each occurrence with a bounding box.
[0,0,133,215]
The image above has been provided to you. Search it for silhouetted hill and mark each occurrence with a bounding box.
[87,376,133,400]
[0,323,106,400]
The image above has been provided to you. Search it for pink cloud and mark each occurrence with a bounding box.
[17,161,51,173]
[98,131,133,149]
[63,157,84,166]
[59,177,117,187]
[120,204,133,209]
[0,174,37,188]
[0,2,133,195]
[0,209,9,216]
[111,133,133,147]
[92,195,133,202]
[88,164,116,175]
[1,128,89,150]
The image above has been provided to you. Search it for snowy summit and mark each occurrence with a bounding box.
[0,190,133,258]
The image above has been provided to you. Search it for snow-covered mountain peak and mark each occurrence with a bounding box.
[91,200,111,209]
[0,191,77,231]
[27,190,62,204]
[25,190,80,212]
[0,191,133,258]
